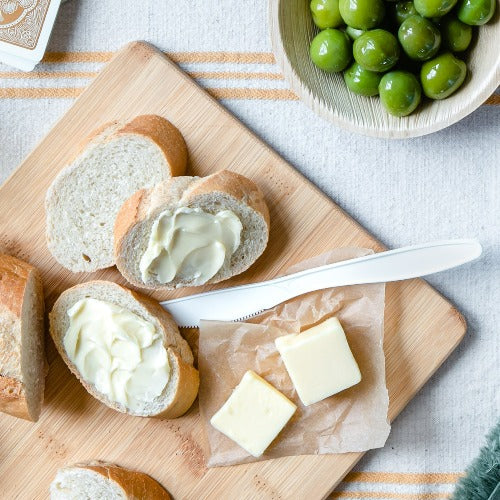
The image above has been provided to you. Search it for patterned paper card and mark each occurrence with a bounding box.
[0,0,51,49]
[0,0,62,70]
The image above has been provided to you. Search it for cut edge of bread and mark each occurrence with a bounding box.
[0,254,46,422]
[50,461,170,500]
[45,115,187,273]
[49,281,199,419]
[114,169,270,290]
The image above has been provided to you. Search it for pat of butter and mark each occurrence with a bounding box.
[210,370,296,457]
[64,298,170,411]
[275,317,361,406]
[139,207,242,285]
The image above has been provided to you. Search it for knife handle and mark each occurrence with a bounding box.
[268,239,482,301]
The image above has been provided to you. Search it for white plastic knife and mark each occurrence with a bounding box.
[160,239,482,328]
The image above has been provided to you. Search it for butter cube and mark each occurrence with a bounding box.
[275,317,361,406]
[210,370,297,457]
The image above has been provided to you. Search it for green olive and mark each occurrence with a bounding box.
[353,29,400,72]
[310,0,344,29]
[457,0,495,25]
[414,0,458,18]
[310,29,352,72]
[420,52,467,99]
[398,15,441,61]
[346,26,366,39]
[339,0,385,29]
[343,62,383,95]
[379,71,422,116]
[391,1,419,25]
[442,16,473,50]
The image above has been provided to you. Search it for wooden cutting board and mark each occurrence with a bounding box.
[0,42,466,500]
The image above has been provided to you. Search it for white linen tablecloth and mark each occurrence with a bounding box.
[0,1,498,498]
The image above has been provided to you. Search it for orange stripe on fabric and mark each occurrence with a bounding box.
[0,88,82,98]
[0,71,97,79]
[0,87,496,106]
[42,51,276,64]
[43,51,113,63]
[190,71,284,80]
[207,88,299,100]
[344,472,462,484]
[0,70,284,80]
[330,492,451,499]
[0,87,297,100]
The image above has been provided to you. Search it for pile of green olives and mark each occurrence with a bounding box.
[309,0,495,117]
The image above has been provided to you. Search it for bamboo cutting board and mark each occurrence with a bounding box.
[0,42,466,500]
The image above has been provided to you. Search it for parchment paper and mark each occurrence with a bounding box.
[198,248,391,467]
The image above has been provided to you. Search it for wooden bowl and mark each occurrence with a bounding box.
[269,0,500,138]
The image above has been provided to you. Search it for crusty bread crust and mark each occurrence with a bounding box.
[69,116,186,180]
[0,376,29,420]
[0,254,32,318]
[49,281,199,419]
[0,254,45,422]
[58,462,171,499]
[114,170,270,290]
[183,170,270,229]
[117,115,187,177]
[152,349,199,419]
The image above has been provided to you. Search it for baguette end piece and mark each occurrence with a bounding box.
[0,254,45,422]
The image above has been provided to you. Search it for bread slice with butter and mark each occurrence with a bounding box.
[0,254,46,422]
[50,462,170,500]
[49,281,199,419]
[114,169,270,290]
[45,115,187,273]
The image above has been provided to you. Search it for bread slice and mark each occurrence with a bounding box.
[50,462,170,500]
[45,115,187,273]
[114,169,270,290]
[0,254,46,422]
[49,281,198,418]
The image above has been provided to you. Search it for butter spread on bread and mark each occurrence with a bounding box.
[139,207,242,285]
[114,170,270,290]
[275,317,361,406]
[64,298,170,411]
[210,370,296,457]
[50,281,198,419]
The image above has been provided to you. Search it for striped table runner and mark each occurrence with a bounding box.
[0,50,498,104]
[332,472,463,499]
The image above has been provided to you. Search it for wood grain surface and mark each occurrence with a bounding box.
[269,0,500,139]
[0,42,466,500]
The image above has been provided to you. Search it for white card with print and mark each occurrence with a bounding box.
[0,0,62,70]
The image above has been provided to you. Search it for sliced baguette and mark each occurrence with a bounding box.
[49,281,199,418]
[45,115,187,273]
[50,462,170,500]
[0,254,45,422]
[114,169,270,290]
